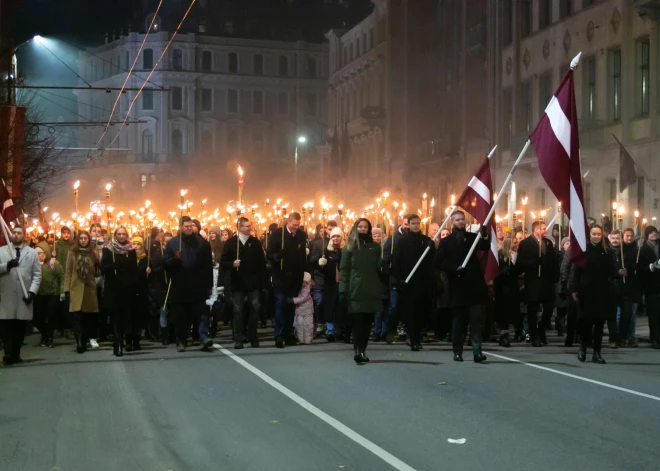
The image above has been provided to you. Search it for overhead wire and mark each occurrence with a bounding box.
[107,0,197,149]
[35,40,92,88]
[30,89,93,123]
[38,88,117,116]
[95,0,164,149]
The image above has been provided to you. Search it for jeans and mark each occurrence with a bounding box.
[452,305,484,356]
[232,290,260,343]
[374,311,387,336]
[386,288,400,334]
[313,287,324,325]
[273,289,295,339]
[617,302,638,340]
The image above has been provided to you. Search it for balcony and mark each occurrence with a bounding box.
[633,0,660,20]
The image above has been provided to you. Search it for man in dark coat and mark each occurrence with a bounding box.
[435,210,489,363]
[392,214,435,351]
[163,216,214,352]
[221,217,266,349]
[266,212,307,348]
[516,221,559,347]
[637,225,660,349]
[620,228,642,346]
[383,216,409,343]
[309,220,338,334]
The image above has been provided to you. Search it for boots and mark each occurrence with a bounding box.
[499,331,511,347]
[132,335,142,351]
[124,334,133,352]
[354,347,364,365]
[39,333,46,347]
[46,336,54,348]
[360,350,370,363]
[161,328,169,346]
[113,341,124,357]
[76,336,86,354]
[577,347,586,362]
[591,351,606,364]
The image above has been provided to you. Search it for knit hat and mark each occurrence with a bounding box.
[330,227,344,238]
[131,236,144,245]
[644,226,658,240]
[303,272,311,283]
[36,241,52,262]
[210,226,221,236]
[561,237,570,248]
[60,226,71,235]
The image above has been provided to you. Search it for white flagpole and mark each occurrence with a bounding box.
[461,140,532,268]
[404,145,498,283]
[0,212,29,298]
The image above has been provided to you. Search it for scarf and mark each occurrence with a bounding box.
[76,248,92,282]
[105,238,134,255]
[136,252,146,262]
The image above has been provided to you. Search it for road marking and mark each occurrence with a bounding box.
[486,351,660,403]
[215,345,417,471]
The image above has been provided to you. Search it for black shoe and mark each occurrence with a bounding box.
[200,338,214,351]
[133,337,142,351]
[577,348,586,362]
[46,337,54,348]
[326,334,336,343]
[285,336,297,346]
[473,353,487,363]
[161,331,169,346]
[76,337,85,354]
[114,343,124,357]
[275,337,285,349]
[499,333,510,347]
[416,344,423,350]
[532,340,543,348]
[373,334,381,342]
[652,341,660,350]
[411,345,420,352]
[234,342,244,350]
[251,341,260,348]
[591,352,606,364]
[360,352,370,363]
[453,354,463,362]
[2,356,15,366]
[124,335,133,352]
[385,332,395,344]
[39,334,46,347]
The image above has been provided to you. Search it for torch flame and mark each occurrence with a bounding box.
[635,210,640,218]
[383,192,390,198]
[105,183,112,191]
[145,200,151,208]
[521,197,528,205]
[430,198,435,207]
[180,189,186,197]
[73,180,80,190]
[238,166,243,176]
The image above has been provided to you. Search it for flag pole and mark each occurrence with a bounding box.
[404,145,498,283]
[0,212,30,298]
[461,140,532,268]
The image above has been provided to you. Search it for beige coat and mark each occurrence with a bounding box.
[0,244,42,320]
[64,250,99,313]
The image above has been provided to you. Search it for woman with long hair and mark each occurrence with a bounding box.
[571,225,618,364]
[494,237,519,347]
[339,218,382,364]
[63,231,100,354]
[101,226,138,357]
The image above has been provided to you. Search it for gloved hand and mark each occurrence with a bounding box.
[306,248,310,256]
[318,257,327,267]
[273,250,285,263]
[396,280,407,292]
[456,265,466,277]
[650,263,657,273]
[479,225,489,239]
[23,291,36,306]
[6,258,19,271]
[60,292,67,302]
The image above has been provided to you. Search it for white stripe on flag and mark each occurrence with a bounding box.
[545,96,572,159]
[468,177,491,205]
[570,180,587,251]
[2,199,12,212]
[490,227,498,263]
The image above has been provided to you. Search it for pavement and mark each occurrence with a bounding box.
[1,326,660,471]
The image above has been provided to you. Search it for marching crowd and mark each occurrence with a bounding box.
[1,209,659,367]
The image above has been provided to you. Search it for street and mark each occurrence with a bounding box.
[1,330,660,471]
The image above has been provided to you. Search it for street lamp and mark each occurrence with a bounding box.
[9,35,42,104]
[294,135,307,186]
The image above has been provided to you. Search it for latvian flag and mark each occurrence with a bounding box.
[530,54,588,266]
[455,157,499,282]
[1,181,17,247]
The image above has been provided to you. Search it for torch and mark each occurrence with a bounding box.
[539,210,546,277]
[617,206,626,283]
[238,166,244,206]
[521,196,528,234]
[179,189,186,250]
[236,204,242,270]
[634,210,640,237]
[612,202,618,229]
[73,180,80,221]
[338,203,345,232]
[557,201,562,238]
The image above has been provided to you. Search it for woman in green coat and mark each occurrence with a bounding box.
[339,218,382,365]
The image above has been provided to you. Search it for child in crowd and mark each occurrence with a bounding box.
[293,272,314,345]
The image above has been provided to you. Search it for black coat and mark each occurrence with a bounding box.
[220,235,266,292]
[620,242,641,301]
[322,247,342,321]
[382,228,404,286]
[571,243,617,321]
[494,252,519,299]
[163,233,213,304]
[266,227,308,297]
[100,247,138,310]
[309,236,330,287]
[392,231,435,298]
[517,236,559,302]
[637,241,660,296]
[435,229,490,307]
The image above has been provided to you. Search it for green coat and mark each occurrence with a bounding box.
[38,261,64,296]
[54,238,75,269]
[339,240,382,313]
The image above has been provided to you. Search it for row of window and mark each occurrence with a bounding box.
[339,17,386,69]
[141,87,319,117]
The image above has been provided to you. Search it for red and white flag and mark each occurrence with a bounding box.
[530,55,588,266]
[455,157,499,282]
[0,105,27,198]
[0,181,17,247]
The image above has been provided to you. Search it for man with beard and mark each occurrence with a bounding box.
[435,210,489,363]
[638,226,660,349]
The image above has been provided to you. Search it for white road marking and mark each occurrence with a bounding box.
[486,351,660,403]
[215,345,417,471]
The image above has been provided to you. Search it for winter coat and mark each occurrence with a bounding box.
[293,282,314,317]
[435,229,490,307]
[100,246,138,311]
[148,241,168,306]
[621,242,642,302]
[391,231,435,298]
[517,235,559,302]
[494,252,519,300]
[38,260,64,297]
[0,245,42,320]
[637,241,660,296]
[571,242,617,321]
[54,238,75,269]
[163,233,213,304]
[339,239,382,313]
[381,228,404,286]
[266,227,308,297]
[64,249,100,313]
[309,236,330,287]
[322,247,342,319]
[220,235,266,292]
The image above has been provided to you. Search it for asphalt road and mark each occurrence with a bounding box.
[1,330,660,471]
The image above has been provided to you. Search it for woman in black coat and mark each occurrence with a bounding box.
[571,225,619,364]
[494,237,519,347]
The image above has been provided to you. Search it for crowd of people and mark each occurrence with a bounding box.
[1,208,659,367]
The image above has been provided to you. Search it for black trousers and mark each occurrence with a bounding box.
[526,301,554,342]
[495,295,520,333]
[401,294,430,347]
[580,319,605,353]
[71,312,99,342]
[0,319,27,360]
[34,295,59,339]
[566,297,579,344]
[645,293,660,343]
[618,296,635,341]
[352,313,373,352]
[108,305,132,345]
[452,305,484,356]
[232,290,260,343]
[434,307,451,340]
[170,301,207,346]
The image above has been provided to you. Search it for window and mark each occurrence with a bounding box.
[539,0,551,29]
[519,79,532,133]
[253,91,264,114]
[539,71,552,116]
[141,174,148,188]
[278,92,289,115]
[520,0,532,38]
[559,0,572,19]
[279,56,288,76]
[173,49,183,70]
[362,33,367,53]
[171,129,183,157]
[637,38,650,116]
[583,56,596,121]
[172,86,183,110]
[306,93,317,116]
[142,89,154,110]
[201,50,212,72]
[278,131,288,155]
[228,52,238,73]
[502,88,512,149]
[142,130,153,162]
[227,130,239,153]
[227,89,238,112]
[253,54,263,75]
[502,1,512,46]
[357,38,361,56]
[201,88,212,112]
[609,49,622,121]
[308,58,317,78]
[143,49,153,69]
[343,47,347,66]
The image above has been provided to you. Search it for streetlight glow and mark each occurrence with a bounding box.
[297,136,307,144]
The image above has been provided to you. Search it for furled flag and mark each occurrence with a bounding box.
[0,181,17,247]
[455,156,499,283]
[530,53,588,267]
[0,105,27,198]
[613,134,638,193]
